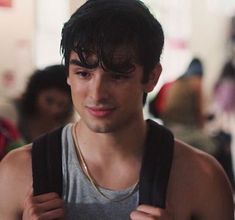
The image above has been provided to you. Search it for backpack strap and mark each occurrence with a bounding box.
[32,127,63,196]
[139,119,174,208]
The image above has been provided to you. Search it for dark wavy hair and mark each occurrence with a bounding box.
[20,64,73,120]
[60,0,164,104]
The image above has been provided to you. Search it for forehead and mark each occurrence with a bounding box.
[69,47,135,62]
[69,50,143,74]
[69,51,97,61]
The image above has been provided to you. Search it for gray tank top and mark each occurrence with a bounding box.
[61,124,139,220]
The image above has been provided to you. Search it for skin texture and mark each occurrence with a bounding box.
[0,52,233,219]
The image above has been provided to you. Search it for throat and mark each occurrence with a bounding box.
[72,122,145,190]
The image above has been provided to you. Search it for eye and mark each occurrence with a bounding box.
[111,72,130,81]
[76,71,91,79]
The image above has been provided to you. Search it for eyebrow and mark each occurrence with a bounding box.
[69,59,98,69]
[69,59,83,67]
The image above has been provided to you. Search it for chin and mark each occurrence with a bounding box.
[88,124,114,133]
[85,120,118,133]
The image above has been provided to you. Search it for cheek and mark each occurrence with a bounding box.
[71,83,87,97]
[69,74,86,92]
[70,84,87,107]
[118,86,143,105]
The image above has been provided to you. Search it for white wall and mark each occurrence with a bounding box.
[190,0,230,106]
[0,0,35,98]
[69,0,86,14]
[35,0,69,68]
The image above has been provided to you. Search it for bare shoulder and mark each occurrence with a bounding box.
[173,139,225,175]
[0,144,32,218]
[0,144,32,177]
[168,139,234,219]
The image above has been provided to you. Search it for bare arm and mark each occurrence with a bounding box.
[176,142,235,220]
[0,145,65,220]
[0,146,32,219]
[193,154,234,220]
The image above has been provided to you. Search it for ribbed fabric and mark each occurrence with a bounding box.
[62,124,138,220]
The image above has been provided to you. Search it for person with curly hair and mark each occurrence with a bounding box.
[17,64,74,142]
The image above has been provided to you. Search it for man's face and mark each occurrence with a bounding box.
[67,51,158,133]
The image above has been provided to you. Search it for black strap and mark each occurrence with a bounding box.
[138,119,174,208]
[32,120,174,208]
[32,127,63,196]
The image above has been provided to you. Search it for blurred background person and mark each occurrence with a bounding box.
[208,60,235,189]
[0,96,18,124]
[149,57,217,155]
[0,117,24,160]
[214,61,235,114]
[15,64,74,143]
[159,58,204,127]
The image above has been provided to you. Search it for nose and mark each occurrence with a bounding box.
[89,74,109,102]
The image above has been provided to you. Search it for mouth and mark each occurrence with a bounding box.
[86,106,116,118]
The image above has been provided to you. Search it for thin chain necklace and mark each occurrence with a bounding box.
[72,123,139,202]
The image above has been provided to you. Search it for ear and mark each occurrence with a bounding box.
[144,63,162,93]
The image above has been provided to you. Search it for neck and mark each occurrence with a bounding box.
[75,118,147,162]
[72,118,147,189]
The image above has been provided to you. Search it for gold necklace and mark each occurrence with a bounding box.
[72,123,139,202]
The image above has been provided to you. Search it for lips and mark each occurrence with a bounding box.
[86,106,115,117]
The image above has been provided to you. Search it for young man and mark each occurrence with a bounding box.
[0,0,233,219]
